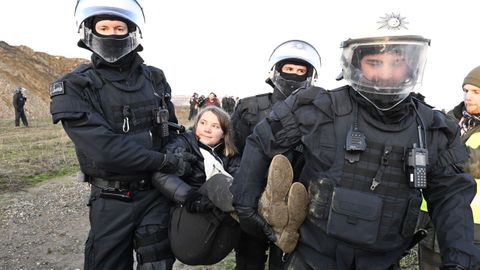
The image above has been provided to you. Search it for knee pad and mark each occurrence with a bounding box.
[134,226,173,265]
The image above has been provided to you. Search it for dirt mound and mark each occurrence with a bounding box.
[0,41,88,120]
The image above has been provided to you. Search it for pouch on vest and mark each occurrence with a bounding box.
[327,187,382,245]
[169,206,240,265]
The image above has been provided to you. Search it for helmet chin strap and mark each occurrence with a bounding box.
[355,89,408,112]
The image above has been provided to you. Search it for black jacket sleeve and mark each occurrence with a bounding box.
[231,98,252,153]
[231,95,302,208]
[152,172,193,203]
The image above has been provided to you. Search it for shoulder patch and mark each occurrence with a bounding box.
[50,81,65,97]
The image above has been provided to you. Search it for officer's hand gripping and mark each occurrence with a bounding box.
[235,205,277,242]
[160,152,196,176]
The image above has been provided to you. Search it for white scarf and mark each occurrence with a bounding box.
[199,147,232,180]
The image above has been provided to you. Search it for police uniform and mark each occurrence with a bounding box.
[231,86,480,269]
[13,89,28,127]
[50,52,177,269]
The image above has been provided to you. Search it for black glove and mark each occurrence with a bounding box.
[184,191,215,213]
[440,264,466,270]
[160,152,196,176]
[235,205,276,242]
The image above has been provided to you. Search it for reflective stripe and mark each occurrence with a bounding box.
[466,132,480,224]
[466,133,480,148]
[472,182,480,224]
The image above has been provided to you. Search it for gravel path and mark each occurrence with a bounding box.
[0,176,200,270]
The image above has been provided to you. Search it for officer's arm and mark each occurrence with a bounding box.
[152,172,192,203]
[424,117,480,268]
[62,112,164,173]
[231,97,302,208]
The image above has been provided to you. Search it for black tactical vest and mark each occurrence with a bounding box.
[71,64,169,180]
[306,88,432,252]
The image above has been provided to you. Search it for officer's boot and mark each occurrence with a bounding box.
[258,154,293,236]
[275,182,309,253]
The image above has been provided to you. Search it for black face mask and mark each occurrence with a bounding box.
[272,62,312,98]
[272,72,310,98]
[279,70,308,82]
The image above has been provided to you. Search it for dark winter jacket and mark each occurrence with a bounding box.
[13,93,26,110]
[163,129,241,188]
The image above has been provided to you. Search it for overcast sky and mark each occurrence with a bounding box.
[1,0,479,110]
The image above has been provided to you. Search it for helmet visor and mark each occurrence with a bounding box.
[341,36,429,97]
[81,26,140,63]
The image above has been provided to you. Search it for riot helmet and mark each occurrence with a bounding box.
[340,13,430,111]
[267,40,321,98]
[74,0,145,63]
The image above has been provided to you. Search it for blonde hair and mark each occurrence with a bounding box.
[193,106,238,157]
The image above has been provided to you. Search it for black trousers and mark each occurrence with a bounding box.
[14,109,28,127]
[84,186,173,270]
[235,231,286,270]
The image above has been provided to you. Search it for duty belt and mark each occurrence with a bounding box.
[89,177,152,191]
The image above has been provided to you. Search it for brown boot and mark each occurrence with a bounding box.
[275,182,309,253]
[258,154,293,236]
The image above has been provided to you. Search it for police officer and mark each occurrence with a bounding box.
[230,14,480,270]
[49,1,193,269]
[230,39,321,270]
[418,65,480,269]
[222,95,236,115]
[13,86,28,127]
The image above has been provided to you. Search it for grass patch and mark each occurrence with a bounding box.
[0,106,192,193]
[27,164,79,184]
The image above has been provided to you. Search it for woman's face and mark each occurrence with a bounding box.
[195,111,224,146]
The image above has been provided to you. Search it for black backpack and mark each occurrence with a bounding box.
[169,206,240,265]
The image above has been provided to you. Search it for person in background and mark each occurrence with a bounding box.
[202,92,221,108]
[188,92,199,121]
[222,95,236,115]
[417,65,480,270]
[230,39,321,270]
[13,86,28,127]
[230,14,480,270]
[49,1,194,269]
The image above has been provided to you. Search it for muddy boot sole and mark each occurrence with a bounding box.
[275,182,309,253]
[258,154,293,235]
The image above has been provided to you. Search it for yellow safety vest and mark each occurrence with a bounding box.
[421,133,480,224]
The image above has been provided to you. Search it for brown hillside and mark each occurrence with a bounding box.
[0,41,89,120]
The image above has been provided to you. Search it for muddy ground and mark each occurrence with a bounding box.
[0,175,211,270]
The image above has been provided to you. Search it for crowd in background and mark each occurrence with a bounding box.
[188,91,238,120]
